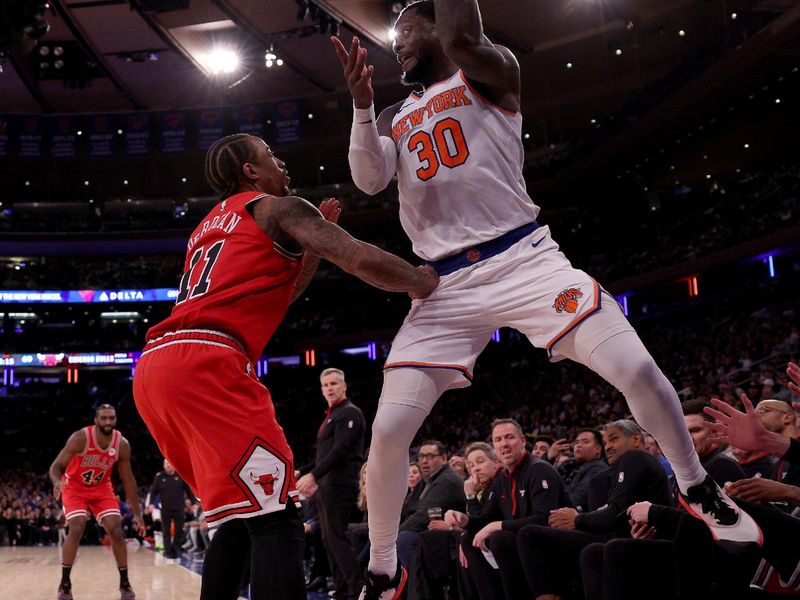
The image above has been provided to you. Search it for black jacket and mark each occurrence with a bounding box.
[308,399,365,488]
[559,458,609,512]
[575,449,672,538]
[468,453,571,534]
[148,471,197,511]
[400,463,465,533]
[738,453,776,479]
[699,447,745,487]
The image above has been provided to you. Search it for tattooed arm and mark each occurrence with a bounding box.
[290,198,341,303]
[250,195,438,298]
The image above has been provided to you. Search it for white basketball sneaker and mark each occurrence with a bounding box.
[678,475,763,553]
[358,564,408,600]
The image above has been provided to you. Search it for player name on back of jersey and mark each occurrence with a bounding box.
[392,84,472,142]
[187,207,243,252]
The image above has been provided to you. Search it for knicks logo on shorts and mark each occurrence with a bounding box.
[552,288,583,314]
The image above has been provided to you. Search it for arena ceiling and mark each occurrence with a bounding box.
[0,0,798,192]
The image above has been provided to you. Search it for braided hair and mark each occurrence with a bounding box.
[204,134,260,198]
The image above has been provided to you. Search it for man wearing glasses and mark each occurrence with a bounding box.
[755,399,800,487]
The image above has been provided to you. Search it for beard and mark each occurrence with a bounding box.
[98,425,114,435]
[401,53,434,87]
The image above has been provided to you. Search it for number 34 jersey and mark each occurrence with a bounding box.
[391,70,540,262]
[64,426,121,489]
[145,191,304,363]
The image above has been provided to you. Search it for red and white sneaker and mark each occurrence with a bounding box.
[119,584,136,600]
[678,476,763,553]
[357,564,408,600]
[56,583,73,600]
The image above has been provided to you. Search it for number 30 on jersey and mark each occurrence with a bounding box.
[407,118,470,181]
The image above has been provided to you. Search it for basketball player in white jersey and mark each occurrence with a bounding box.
[332,2,760,598]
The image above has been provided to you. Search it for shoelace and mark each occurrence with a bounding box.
[702,489,738,526]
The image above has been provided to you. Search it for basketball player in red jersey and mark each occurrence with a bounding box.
[49,403,145,600]
[133,133,437,600]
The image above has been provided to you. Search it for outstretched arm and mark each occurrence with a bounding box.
[252,195,438,298]
[331,36,400,195]
[290,198,342,303]
[117,439,145,536]
[704,393,790,456]
[434,0,520,108]
[49,430,86,499]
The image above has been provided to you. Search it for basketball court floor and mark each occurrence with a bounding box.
[0,545,333,600]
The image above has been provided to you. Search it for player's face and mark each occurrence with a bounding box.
[94,409,117,436]
[466,449,497,486]
[320,373,347,406]
[684,414,711,456]
[392,12,437,86]
[492,423,525,468]
[573,432,601,462]
[247,139,290,196]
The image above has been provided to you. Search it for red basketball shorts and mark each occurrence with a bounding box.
[133,329,299,527]
[61,482,120,523]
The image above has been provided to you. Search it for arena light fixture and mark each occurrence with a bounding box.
[731,12,737,20]
[678,29,686,37]
[204,48,239,75]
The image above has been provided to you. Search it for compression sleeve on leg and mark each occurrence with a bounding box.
[349,104,398,195]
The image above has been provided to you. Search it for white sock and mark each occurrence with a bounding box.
[366,368,451,576]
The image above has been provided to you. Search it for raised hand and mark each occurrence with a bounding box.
[409,265,439,299]
[319,198,342,224]
[331,36,375,109]
[703,394,766,451]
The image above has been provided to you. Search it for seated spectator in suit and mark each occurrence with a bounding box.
[448,419,570,600]
[396,441,465,576]
[557,429,609,513]
[683,399,746,486]
[731,446,775,479]
[755,398,800,486]
[412,442,500,600]
[518,419,672,600]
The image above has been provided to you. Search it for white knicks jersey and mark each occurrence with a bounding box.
[390,70,539,261]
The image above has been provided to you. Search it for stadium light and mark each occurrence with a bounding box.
[204,49,239,75]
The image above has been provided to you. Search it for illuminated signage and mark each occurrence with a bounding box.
[0,288,178,303]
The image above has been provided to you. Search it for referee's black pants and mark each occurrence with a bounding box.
[318,484,361,600]
[161,508,185,557]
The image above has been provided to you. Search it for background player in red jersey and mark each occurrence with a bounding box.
[133,133,438,600]
[49,403,145,600]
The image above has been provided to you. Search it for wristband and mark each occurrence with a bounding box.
[354,103,376,125]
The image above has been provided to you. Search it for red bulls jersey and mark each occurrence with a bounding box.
[146,191,304,362]
[64,426,121,488]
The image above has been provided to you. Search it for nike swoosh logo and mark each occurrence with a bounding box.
[531,236,545,248]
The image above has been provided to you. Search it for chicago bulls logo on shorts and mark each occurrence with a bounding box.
[553,287,583,314]
[249,467,280,496]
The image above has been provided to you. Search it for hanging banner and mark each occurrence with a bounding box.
[0,115,10,157]
[160,110,187,154]
[274,101,302,145]
[50,116,78,158]
[237,104,263,136]
[17,115,43,158]
[124,113,151,156]
[197,108,224,151]
[88,114,114,157]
